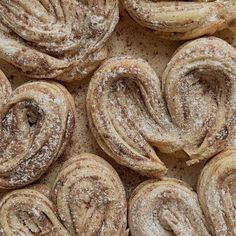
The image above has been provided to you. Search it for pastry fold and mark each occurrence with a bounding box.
[87,37,236,177]
[52,153,128,236]
[0,71,75,188]
[0,188,69,236]
[128,149,236,236]
[0,0,118,81]
[128,178,211,236]
[123,0,236,40]
[198,148,236,236]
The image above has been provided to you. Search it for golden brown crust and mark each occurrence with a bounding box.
[123,0,236,40]
[0,0,119,82]
[0,71,76,189]
[0,188,69,236]
[197,148,236,236]
[87,56,170,177]
[87,37,236,177]
[128,178,211,236]
[51,153,128,236]
[163,37,236,165]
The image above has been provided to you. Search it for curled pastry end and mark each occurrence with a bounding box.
[0,74,76,189]
[0,188,69,236]
[129,178,211,236]
[197,148,236,236]
[52,153,128,236]
[123,0,236,40]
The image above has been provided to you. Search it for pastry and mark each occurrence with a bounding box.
[197,148,236,236]
[0,70,76,189]
[0,0,118,82]
[123,0,236,40]
[52,153,128,235]
[128,178,211,236]
[87,37,236,177]
[0,188,69,236]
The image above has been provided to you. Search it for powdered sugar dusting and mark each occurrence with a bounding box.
[0,79,75,188]
[0,0,118,81]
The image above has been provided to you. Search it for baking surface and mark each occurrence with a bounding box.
[0,5,235,198]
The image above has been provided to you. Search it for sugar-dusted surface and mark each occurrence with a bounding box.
[0,6,235,199]
[51,153,128,235]
[0,0,119,82]
[128,178,211,236]
[0,78,76,189]
[123,0,236,40]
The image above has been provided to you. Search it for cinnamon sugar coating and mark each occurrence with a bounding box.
[129,149,236,236]
[0,0,118,81]
[123,0,236,40]
[52,153,128,236]
[0,71,76,189]
[0,187,69,235]
[198,148,236,236]
[87,37,236,177]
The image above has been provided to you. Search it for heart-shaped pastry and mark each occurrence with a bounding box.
[0,187,69,235]
[87,37,236,177]
[0,71,75,189]
[52,153,128,236]
[0,0,118,82]
[129,149,236,236]
[123,0,236,40]
[128,178,211,236]
[0,153,128,236]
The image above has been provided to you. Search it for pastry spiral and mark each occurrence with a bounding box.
[87,37,236,177]
[0,0,118,82]
[128,178,211,236]
[0,188,69,236]
[0,71,75,189]
[52,153,128,236]
[123,0,236,40]
[198,148,236,236]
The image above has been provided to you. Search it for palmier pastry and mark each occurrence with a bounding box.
[123,0,236,40]
[128,178,211,236]
[0,70,75,189]
[0,0,118,82]
[52,153,128,236]
[198,148,236,236]
[0,188,69,236]
[87,37,236,177]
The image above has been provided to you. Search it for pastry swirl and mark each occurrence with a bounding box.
[0,188,69,236]
[128,178,211,236]
[197,148,236,236]
[0,71,75,189]
[123,0,236,40]
[0,0,118,81]
[52,153,128,236]
[87,37,236,177]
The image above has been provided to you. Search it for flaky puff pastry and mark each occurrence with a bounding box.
[51,153,128,236]
[198,148,236,236]
[0,0,118,82]
[0,70,76,189]
[128,150,236,236]
[0,188,69,236]
[0,154,128,236]
[87,37,236,177]
[128,178,211,236]
[123,0,236,40]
